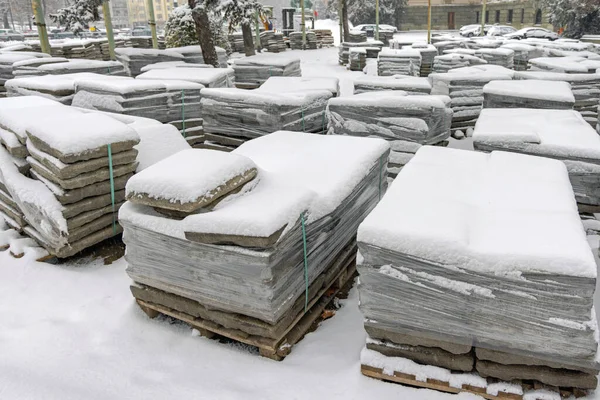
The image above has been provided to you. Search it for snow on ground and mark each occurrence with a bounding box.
[1,40,599,400]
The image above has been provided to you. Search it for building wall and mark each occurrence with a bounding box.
[110,0,131,29]
[127,0,183,28]
[400,0,552,31]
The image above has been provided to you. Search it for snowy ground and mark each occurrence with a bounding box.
[1,46,599,400]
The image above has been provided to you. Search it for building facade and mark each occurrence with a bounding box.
[109,0,131,29]
[400,0,552,30]
[127,0,186,28]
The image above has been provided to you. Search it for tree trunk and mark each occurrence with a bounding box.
[189,0,219,67]
[241,22,255,56]
[3,12,9,29]
[341,0,350,42]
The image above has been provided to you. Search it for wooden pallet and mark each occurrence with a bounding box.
[361,365,588,400]
[134,242,357,361]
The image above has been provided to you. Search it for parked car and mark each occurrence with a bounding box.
[459,24,492,37]
[487,25,516,36]
[504,27,559,40]
[0,29,24,41]
[353,24,397,37]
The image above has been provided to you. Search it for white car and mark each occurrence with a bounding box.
[504,27,559,40]
[459,24,492,37]
[0,29,24,41]
[353,24,397,33]
[487,25,516,37]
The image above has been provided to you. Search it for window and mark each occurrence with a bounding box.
[521,8,525,23]
[485,10,489,23]
[535,9,542,24]
[507,9,513,23]
[495,10,500,23]
[476,11,480,23]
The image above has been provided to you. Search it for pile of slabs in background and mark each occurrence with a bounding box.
[258,76,339,97]
[402,43,437,77]
[353,75,431,95]
[348,31,367,42]
[377,49,421,76]
[260,31,287,53]
[313,29,334,47]
[289,31,318,50]
[200,88,332,150]
[432,53,487,73]
[231,53,301,88]
[357,146,599,394]
[474,108,600,212]
[136,66,235,88]
[168,45,228,67]
[474,48,514,69]
[115,48,185,77]
[514,71,600,128]
[0,52,50,97]
[338,41,383,65]
[348,48,367,71]
[327,92,451,177]
[120,132,389,359]
[483,80,575,110]
[429,68,513,132]
[500,42,543,71]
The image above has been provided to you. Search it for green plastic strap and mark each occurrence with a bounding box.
[181,90,186,138]
[301,212,309,313]
[107,144,116,234]
[301,108,305,132]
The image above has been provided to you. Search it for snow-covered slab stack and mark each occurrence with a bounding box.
[260,31,287,53]
[353,75,431,95]
[529,57,591,73]
[432,53,486,73]
[168,45,228,68]
[377,30,395,46]
[327,92,451,177]
[483,80,575,110]
[127,36,166,49]
[357,146,599,390]
[432,39,467,55]
[257,76,340,97]
[348,31,367,43]
[228,32,244,53]
[429,69,512,131]
[200,88,332,150]
[136,67,234,88]
[514,71,600,127]
[290,31,318,50]
[378,49,422,77]
[115,48,185,77]
[500,43,542,71]
[28,59,127,77]
[464,37,503,50]
[348,48,367,71]
[10,57,70,77]
[313,29,334,47]
[474,48,514,69]
[5,72,109,105]
[72,77,204,142]
[474,108,600,210]
[232,54,301,88]
[402,43,437,77]
[0,52,48,96]
[0,99,142,257]
[120,131,389,329]
[339,41,384,65]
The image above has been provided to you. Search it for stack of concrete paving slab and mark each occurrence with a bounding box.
[432,40,467,54]
[115,48,185,77]
[474,48,514,69]
[430,68,513,132]
[313,29,334,47]
[327,92,451,177]
[260,31,287,53]
[228,32,245,53]
[403,43,437,77]
[474,108,600,211]
[232,54,301,88]
[353,75,431,95]
[483,80,575,110]
[290,31,318,50]
[121,132,389,342]
[348,31,367,42]
[432,53,487,73]
[258,76,340,97]
[200,88,332,150]
[0,53,47,97]
[339,41,384,65]
[0,98,142,258]
[136,66,234,88]
[10,57,70,77]
[168,45,228,67]
[348,48,367,71]
[528,57,591,73]
[514,71,600,127]
[378,49,421,76]
[358,145,599,392]
[500,43,543,71]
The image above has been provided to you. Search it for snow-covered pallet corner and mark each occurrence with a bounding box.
[360,348,591,400]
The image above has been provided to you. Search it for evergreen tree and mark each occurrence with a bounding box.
[165,5,231,53]
[50,0,103,35]
[220,0,262,56]
[543,0,600,37]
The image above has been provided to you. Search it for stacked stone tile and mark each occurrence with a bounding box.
[260,31,287,53]
[200,88,332,150]
[0,53,48,97]
[290,31,318,50]
[429,67,513,132]
[0,98,140,258]
[136,66,235,88]
[121,133,389,344]
[432,53,487,73]
[353,75,431,95]
[474,48,514,69]
[115,48,185,77]
[358,146,599,392]
[231,54,301,88]
[500,43,543,71]
[313,29,334,47]
[327,92,452,177]
[348,30,367,42]
[168,45,228,68]
[474,108,600,211]
[378,49,422,76]
[228,32,245,53]
[483,80,575,110]
[339,42,383,65]
[348,48,367,71]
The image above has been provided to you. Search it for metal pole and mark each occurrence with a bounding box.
[255,10,261,51]
[338,0,343,44]
[375,0,379,41]
[300,0,306,48]
[481,0,486,36]
[145,0,158,48]
[102,0,116,60]
[31,0,50,54]
[427,0,431,43]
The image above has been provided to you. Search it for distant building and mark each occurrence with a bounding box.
[400,0,552,30]
[110,0,130,29]
[127,0,186,28]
